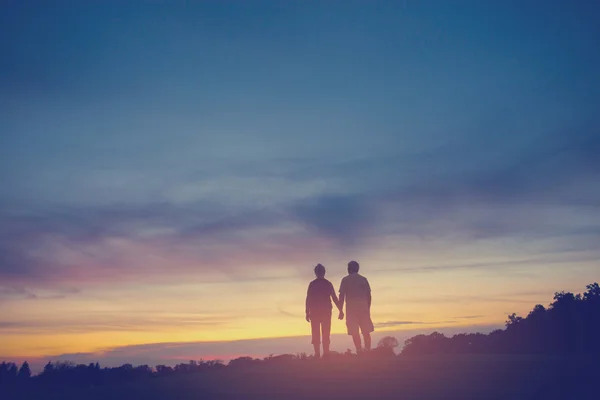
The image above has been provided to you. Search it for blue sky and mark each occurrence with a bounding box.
[1,0,599,365]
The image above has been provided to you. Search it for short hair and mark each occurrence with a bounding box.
[348,260,359,273]
[314,263,326,276]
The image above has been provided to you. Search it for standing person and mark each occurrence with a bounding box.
[339,260,374,353]
[305,264,344,358]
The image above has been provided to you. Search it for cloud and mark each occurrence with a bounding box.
[374,320,460,328]
[284,129,600,251]
[422,130,597,205]
[0,285,80,302]
[277,305,303,319]
[290,194,376,247]
[0,201,306,286]
[394,294,544,305]
[0,126,598,290]
[374,321,425,328]
[372,252,600,276]
[0,313,229,335]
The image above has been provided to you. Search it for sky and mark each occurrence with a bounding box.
[1,1,599,369]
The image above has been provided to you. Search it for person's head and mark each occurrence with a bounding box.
[314,263,326,278]
[347,260,359,274]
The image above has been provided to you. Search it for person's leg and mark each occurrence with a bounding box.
[358,310,374,352]
[311,318,321,358]
[363,332,372,351]
[352,333,362,353]
[347,309,362,353]
[313,343,320,358]
[322,312,332,355]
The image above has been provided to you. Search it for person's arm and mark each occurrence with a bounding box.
[338,280,345,319]
[330,283,342,311]
[305,283,312,322]
[366,278,372,309]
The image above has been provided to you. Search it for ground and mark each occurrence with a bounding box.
[3,354,597,399]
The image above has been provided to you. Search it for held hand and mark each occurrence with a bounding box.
[306,314,311,323]
[338,311,344,320]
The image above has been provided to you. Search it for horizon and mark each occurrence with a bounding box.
[3,323,504,374]
[1,1,599,371]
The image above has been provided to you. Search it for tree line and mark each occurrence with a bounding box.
[401,282,600,355]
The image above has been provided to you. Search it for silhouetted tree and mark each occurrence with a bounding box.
[0,362,18,384]
[228,356,259,368]
[155,365,174,376]
[7,363,17,381]
[203,360,225,370]
[401,282,600,356]
[372,336,400,358]
[378,336,399,350]
[17,362,31,380]
[264,354,295,365]
[43,361,54,375]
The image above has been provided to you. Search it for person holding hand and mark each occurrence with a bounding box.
[305,263,344,358]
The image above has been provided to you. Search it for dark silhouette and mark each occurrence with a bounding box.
[401,282,600,356]
[365,336,400,359]
[17,362,31,380]
[0,362,19,385]
[1,282,599,399]
[227,356,260,369]
[305,263,343,358]
[377,336,399,350]
[339,260,374,353]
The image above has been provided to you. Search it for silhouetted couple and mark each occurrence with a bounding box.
[305,260,374,358]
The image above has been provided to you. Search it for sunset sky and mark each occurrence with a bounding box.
[1,1,599,368]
